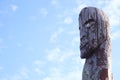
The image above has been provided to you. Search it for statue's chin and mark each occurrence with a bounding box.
[80,39,99,59]
[80,49,91,59]
[80,43,91,58]
[80,44,98,59]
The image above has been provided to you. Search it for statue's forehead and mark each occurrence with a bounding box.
[79,7,100,24]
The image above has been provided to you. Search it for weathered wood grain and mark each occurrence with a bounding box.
[79,7,113,80]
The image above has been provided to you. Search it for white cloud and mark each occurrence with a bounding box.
[35,68,44,74]
[40,8,48,17]
[72,36,79,46]
[65,70,82,80]
[26,45,34,52]
[103,0,120,27]
[74,0,120,27]
[46,47,60,61]
[11,5,18,12]
[51,0,59,6]
[34,60,44,65]
[0,66,3,70]
[33,60,45,75]
[72,56,85,65]
[109,15,120,27]
[80,59,85,65]
[0,78,7,80]
[43,67,82,80]
[64,17,73,24]
[8,67,30,80]
[33,60,45,68]
[111,31,120,40]
[20,67,29,79]
[43,67,63,80]
[43,77,51,80]
[75,0,87,5]
[73,4,87,14]
[50,27,64,43]
[97,0,110,5]
[46,47,77,63]
[10,74,21,80]
[68,30,78,35]
[59,49,74,62]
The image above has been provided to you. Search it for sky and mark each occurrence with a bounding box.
[0,0,120,80]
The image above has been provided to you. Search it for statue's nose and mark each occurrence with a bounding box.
[80,30,87,38]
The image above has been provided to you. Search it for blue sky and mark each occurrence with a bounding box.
[0,0,120,80]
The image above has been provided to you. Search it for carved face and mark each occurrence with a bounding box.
[79,18,98,58]
[79,7,109,58]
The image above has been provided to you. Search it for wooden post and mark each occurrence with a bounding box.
[79,7,113,80]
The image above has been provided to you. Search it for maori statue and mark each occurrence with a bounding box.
[79,7,113,80]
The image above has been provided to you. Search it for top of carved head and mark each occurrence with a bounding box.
[79,7,110,59]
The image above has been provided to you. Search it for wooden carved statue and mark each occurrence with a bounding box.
[79,7,113,80]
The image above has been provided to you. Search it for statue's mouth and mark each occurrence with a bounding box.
[80,42,91,58]
[80,42,88,50]
[80,35,88,50]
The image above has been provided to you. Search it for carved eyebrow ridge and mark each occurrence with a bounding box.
[84,19,95,25]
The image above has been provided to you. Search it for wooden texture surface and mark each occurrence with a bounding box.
[79,7,113,80]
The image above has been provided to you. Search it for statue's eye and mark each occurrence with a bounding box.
[84,19,96,28]
[86,23,91,27]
